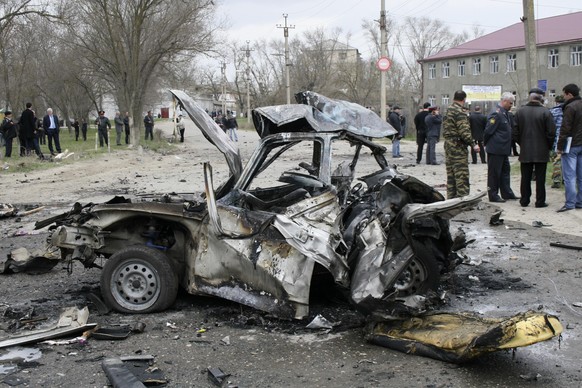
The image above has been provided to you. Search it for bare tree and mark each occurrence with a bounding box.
[63,0,219,145]
[0,0,60,111]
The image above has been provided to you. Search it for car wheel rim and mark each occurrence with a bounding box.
[394,257,428,296]
[110,259,161,311]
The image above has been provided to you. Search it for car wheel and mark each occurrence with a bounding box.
[393,254,439,297]
[100,246,178,313]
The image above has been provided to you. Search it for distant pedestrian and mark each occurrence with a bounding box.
[469,106,487,164]
[388,106,403,158]
[225,113,238,142]
[556,83,582,212]
[123,112,130,144]
[81,118,88,141]
[442,91,480,199]
[73,119,80,141]
[484,92,519,203]
[144,110,154,140]
[114,111,124,145]
[414,102,431,164]
[549,95,565,188]
[513,90,556,208]
[20,102,43,159]
[0,111,17,157]
[176,116,186,142]
[424,106,441,165]
[42,108,62,155]
[95,110,111,147]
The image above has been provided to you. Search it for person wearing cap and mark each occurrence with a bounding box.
[549,95,565,188]
[0,111,17,157]
[484,92,519,203]
[424,106,441,165]
[388,105,403,158]
[556,83,582,212]
[442,90,480,199]
[144,110,154,140]
[95,110,111,147]
[513,90,556,208]
[414,102,431,164]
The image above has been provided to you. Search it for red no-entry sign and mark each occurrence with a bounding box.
[376,56,392,71]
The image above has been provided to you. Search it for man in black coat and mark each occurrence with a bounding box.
[469,106,487,164]
[19,102,43,159]
[413,102,431,164]
[514,91,556,208]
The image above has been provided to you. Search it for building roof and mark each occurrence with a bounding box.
[421,11,582,62]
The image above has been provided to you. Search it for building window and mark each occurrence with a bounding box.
[428,95,436,106]
[442,61,450,78]
[506,53,517,72]
[442,94,450,106]
[458,60,465,76]
[490,55,499,74]
[548,48,559,68]
[472,58,481,75]
[428,63,436,79]
[571,45,582,66]
[338,52,347,61]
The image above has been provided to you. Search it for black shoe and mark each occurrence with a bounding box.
[471,161,477,164]
[557,206,573,212]
[520,202,529,207]
[535,203,548,208]
[490,197,506,203]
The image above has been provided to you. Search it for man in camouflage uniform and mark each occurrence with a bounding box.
[442,90,480,199]
[549,95,565,188]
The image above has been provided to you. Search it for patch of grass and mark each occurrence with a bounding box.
[509,159,561,188]
[0,125,175,174]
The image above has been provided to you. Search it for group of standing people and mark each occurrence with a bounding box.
[414,84,581,214]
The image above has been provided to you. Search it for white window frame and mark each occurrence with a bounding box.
[548,48,559,68]
[490,55,499,74]
[428,95,436,106]
[506,53,517,72]
[571,45,582,66]
[458,59,465,76]
[442,61,450,78]
[428,63,436,79]
[472,58,481,75]
[442,94,450,107]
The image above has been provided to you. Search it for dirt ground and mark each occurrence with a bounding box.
[1,119,582,387]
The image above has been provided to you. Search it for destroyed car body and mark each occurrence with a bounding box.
[39,90,483,320]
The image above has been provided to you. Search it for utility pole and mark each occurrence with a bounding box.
[220,60,227,114]
[522,0,538,96]
[379,0,388,121]
[242,40,254,123]
[277,13,295,104]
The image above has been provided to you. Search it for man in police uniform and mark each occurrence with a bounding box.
[483,92,519,202]
[442,90,480,199]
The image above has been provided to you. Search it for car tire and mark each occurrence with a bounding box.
[100,246,179,313]
[394,253,440,297]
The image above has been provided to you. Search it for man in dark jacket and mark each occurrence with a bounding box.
[424,106,441,165]
[0,111,17,157]
[414,102,430,164]
[469,105,487,164]
[20,102,43,159]
[514,92,556,208]
[556,83,582,212]
[388,106,403,158]
[484,92,519,202]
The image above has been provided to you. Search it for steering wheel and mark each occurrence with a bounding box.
[279,171,327,189]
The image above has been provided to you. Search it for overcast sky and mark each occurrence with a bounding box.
[217,0,582,60]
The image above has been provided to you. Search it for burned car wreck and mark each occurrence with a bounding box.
[36,91,561,362]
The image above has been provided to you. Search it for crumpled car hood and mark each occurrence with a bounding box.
[253,91,398,139]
